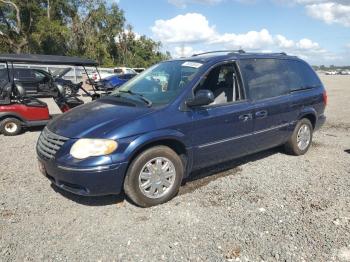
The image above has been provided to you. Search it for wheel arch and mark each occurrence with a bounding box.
[0,112,24,123]
[299,110,317,129]
[124,131,190,178]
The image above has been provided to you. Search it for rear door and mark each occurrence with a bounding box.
[239,58,294,152]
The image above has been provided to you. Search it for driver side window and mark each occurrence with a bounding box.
[195,63,242,105]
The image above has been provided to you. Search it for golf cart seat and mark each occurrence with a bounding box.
[15,83,47,108]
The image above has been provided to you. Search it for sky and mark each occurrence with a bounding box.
[116,0,350,65]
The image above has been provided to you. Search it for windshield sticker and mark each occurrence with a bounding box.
[182,62,203,68]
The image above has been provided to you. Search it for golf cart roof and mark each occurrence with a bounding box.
[0,54,98,66]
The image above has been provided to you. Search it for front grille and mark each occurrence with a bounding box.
[37,127,69,160]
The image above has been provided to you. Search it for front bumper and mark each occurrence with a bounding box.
[38,158,128,196]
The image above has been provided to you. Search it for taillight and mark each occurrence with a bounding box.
[323,90,328,106]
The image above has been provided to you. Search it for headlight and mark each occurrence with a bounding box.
[70,139,118,159]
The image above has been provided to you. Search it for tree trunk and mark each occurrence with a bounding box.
[47,0,50,20]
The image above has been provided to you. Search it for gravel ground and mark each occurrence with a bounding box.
[1,75,349,261]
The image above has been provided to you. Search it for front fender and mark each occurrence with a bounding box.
[123,129,187,161]
[109,128,193,177]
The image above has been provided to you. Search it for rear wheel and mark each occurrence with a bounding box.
[124,146,184,207]
[284,118,313,155]
[0,118,22,136]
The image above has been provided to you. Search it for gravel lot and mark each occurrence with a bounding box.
[1,75,349,261]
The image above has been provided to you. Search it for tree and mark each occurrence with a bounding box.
[0,0,170,67]
[115,25,171,67]
[0,0,39,53]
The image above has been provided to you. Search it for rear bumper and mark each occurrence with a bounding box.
[315,114,326,131]
[38,158,128,196]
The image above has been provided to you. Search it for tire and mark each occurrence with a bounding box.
[284,118,313,156]
[124,146,184,207]
[0,118,23,136]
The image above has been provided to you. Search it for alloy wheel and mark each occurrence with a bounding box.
[297,124,311,151]
[138,157,176,199]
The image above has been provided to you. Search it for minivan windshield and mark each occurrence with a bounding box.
[110,60,203,106]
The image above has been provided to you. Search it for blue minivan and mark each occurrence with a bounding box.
[37,51,327,207]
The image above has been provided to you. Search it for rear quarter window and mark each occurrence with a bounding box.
[239,58,290,100]
[283,60,322,91]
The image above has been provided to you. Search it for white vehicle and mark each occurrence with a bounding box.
[325,71,338,75]
[87,67,139,83]
[113,67,137,75]
[88,70,114,82]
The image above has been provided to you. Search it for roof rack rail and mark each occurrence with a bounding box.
[268,52,287,55]
[192,50,245,57]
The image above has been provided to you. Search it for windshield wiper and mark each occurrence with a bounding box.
[118,90,152,107]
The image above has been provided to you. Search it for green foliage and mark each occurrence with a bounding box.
[0,0,170,67]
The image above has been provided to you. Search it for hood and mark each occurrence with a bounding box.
[52,68,72,79]
[47,96,154,138]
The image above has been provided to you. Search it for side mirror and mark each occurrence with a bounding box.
[186,89,214,107]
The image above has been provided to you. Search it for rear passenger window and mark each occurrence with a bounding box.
[284,60,322,91]
[240,59,290,100]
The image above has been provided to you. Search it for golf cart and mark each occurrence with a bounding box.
[0,54,102,136]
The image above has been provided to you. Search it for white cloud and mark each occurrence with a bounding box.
[211,29,274,49]
[152,13,321,52]
[153,13,340,64]
[276,0,350,27]
[296,38,320,49]
[305,3,350,27]
[275,34,295,48]
[168,0,350,27]
[151,13,216,44]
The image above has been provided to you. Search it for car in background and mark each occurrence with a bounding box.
[0,67,78,97]
[114,67,137,75]
[51,68,81,95]
[88,67,138,83]
[95,73,136,90]
[325,71,338,75]
[89,70,114,82]
[340,70,350,75]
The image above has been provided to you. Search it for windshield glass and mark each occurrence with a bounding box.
[110,60,202,106]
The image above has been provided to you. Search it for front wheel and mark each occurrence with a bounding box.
[124,146,184,207]
[284,118,313,155]
[0,118,23,136]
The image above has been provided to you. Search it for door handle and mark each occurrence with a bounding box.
[255,110,268,118]
[239,113,252,122]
